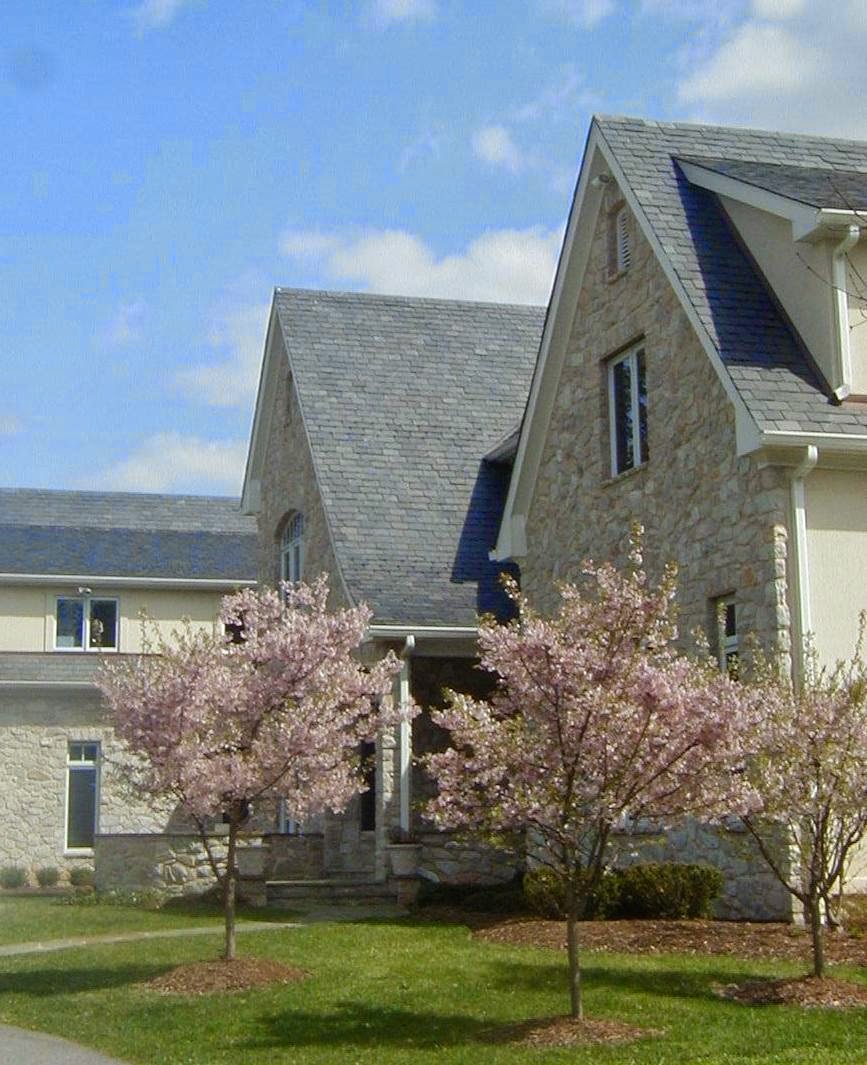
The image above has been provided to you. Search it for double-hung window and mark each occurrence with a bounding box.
[66,742,99,851]
[55,597,118,651]
[608,345,648,476]
[280,513,304,583]
[715,596,739,676]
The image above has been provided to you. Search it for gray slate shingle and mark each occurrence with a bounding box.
[0,489,257,580]
[273,289,544,627]
[596,116,867,436]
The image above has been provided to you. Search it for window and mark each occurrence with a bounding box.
[714,595,739,676]
[66,742,99,850]
[55,597,118,651]
[608,345,648,475]
[280,513,304,583]
[608,203,631,277]
[359,740,376,832]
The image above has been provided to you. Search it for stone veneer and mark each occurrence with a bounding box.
[522,183,793,659]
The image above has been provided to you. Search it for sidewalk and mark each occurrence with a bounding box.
[0,1024,126,1064]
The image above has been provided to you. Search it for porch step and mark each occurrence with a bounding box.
[265,877,395,906]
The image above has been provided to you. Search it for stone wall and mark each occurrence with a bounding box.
[256,330,345,605]
[522,182,792,659]
[417,831,520,887]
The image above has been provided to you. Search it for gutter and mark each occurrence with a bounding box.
[365,624,478,641]
[832,225,861,401]
[789,445,818,684]
[0,573,256,590]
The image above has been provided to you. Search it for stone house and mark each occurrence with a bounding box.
[492,116,867,913]
[0,488,257,883]
[241,288,542,890]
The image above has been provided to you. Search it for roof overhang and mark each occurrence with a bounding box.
[241,298,281,515]
[0,573,256,590]
[754,430,867,470]
[678,160,867,242]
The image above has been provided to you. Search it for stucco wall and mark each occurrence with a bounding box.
[256,331,345,606]
[805,468,867,666]
[521,184,792,657]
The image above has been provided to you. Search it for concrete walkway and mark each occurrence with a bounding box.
[0,1024,126,1064]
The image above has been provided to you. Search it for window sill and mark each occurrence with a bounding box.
[602,462,647,489]
[64,849,94,858]
[52,648,118,654]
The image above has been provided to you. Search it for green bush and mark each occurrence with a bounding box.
[523,862,723,920]
[416,875,529,914]
[35,866,60,888]
[0,866,27,889]
[68,867,95,889]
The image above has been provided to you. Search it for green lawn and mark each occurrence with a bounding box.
[0,906,866,1064]
[0,895,290,946]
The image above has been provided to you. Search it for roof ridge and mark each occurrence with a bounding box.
[594,113,867,150]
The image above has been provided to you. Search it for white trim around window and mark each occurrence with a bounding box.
[608,344,648,476]
[280,513,305,583]
[65,741,100,854]
[54,596,119,652]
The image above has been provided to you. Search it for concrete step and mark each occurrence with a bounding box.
[265,877,395,905]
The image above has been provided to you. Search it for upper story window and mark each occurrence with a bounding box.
[608,202,631,277]
[714,595,739,677]
[608,344,648,476]
[280,513,305,583]
[55,596,118,652]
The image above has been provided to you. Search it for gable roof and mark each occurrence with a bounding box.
[494,115,867,560]
[679,157,867,212]
[0,489,257,583]
[250,289,544,627]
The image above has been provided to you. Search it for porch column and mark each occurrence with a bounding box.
[398,635,415,837]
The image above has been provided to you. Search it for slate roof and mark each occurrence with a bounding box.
[273,289,544,626]
[595,116,867,435]
[680,157,867,212]
[0,489,257,581]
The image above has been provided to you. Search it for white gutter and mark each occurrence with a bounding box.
[0,573,256,590]
[398,635,415,838]
[832,225,861,401]
[365,624,478,641]
[0,681,94,689]
[790,445,818,685]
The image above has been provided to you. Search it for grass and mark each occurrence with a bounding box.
[0,894,292,946]
[0,906,866,1063]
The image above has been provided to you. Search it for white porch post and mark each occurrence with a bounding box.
[399,635,415,837]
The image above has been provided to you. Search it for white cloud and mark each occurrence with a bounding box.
[365,0,436,27]
[280,225,561,305]
[472,125,526,173]
[130,0,197,33]
[674,1,867,137]
[176,299,270,408]
[678,22,820,102]
[0,414,22,437]
[538,0,615,29]
[89,432,247,494]
[96,299,147,349]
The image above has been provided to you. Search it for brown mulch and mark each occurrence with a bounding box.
[144,956,308,996]
[481,1015,662,1047]
[715,975,867,1008]
[471,917,867,966]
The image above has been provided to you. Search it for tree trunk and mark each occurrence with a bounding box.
[565,881,583,1020]
[223,818,238,962]
[808,896,825,979]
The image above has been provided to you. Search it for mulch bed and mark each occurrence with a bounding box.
[144,957,308,995]
[470,916,867,966]
[715,975,867,1008]
[481,1015,662,1047]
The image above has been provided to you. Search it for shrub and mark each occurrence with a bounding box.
[416,875,529,914]
[36,866,60,888]
[523,862,723,920]
[0,866,27,889]
[68,867,95,889]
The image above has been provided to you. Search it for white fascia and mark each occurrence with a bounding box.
[0,573,256,590]
[240,298,279,516]
[0,680,95,689]
[365,624,478,642]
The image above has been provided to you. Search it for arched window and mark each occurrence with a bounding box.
[280,513,304,583]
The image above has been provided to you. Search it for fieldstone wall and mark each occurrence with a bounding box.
[522,182,792,659]
[256,330,345,605]
[94,834,230,896]
[417,831,520,886]
[0,689,169,881]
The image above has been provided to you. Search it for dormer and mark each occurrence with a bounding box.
[678,157,867,401]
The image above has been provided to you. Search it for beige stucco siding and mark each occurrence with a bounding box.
[521,185,792,655]
[0,588,46,652]
[257,332,346,606]
[805,469,867,666]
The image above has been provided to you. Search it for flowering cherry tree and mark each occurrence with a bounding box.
[737,634,867,978]
[97,577,403,960]
[427,540,748,1020]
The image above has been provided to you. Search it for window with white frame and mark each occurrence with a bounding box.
[66,742,99,850]
[714,595,739,676]
[280,513,304,583]
[608,344,648,475]
[55,597,118,651]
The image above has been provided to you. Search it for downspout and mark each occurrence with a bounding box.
[790,445,818,685]
[398,635,415,838]
[832,225,860,401]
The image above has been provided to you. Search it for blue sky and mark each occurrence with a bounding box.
[3,0,864,496]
